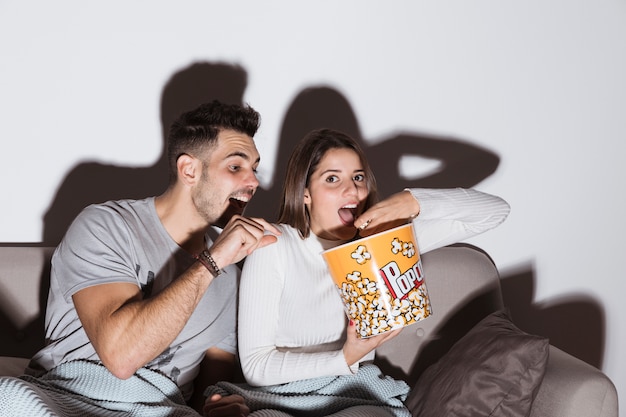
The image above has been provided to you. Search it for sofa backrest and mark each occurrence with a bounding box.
[374,244,504,386]
[0,243,505,382]
[0,245,55,358]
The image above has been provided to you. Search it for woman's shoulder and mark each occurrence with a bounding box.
[269,224,305,249]
[241,224,304,276]
[275,223,298,237]
[246,223,300,257]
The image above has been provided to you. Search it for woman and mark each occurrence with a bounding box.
[230,129,509,415]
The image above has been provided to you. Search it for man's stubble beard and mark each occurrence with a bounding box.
[192,172,249,229]
[192,173,221,227]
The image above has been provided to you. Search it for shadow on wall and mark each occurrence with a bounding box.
[500,263,605,369]
[245,86,500,220]
[32,60,606,370]
[41,62,250,246]
[42,61,501,245]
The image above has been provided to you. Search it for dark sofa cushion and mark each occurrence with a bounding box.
[405,310,549,417]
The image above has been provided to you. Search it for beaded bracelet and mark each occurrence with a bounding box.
[195,249,223,277]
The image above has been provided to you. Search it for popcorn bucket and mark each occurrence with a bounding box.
[322,223,432,338]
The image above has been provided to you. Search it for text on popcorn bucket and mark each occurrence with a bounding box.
[379,260,424,300]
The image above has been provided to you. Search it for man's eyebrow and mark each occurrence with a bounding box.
[226,151,261,164]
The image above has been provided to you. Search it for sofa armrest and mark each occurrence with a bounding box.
[0,356,30,377]
[530,345,618,417]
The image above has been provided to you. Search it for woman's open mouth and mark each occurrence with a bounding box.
[338,204,358,227]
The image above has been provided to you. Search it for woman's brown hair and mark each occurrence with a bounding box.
[277,129,379,239]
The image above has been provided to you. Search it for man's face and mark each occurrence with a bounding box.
[192,129,260,227]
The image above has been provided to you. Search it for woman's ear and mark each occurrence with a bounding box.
[176,154,200,186]
[303,188,311,205]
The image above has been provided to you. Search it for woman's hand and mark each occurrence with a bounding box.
[354,190,420,237]
[203,394,249,417]
[342,320,402,367]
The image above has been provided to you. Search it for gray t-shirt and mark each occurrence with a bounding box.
[28,197,238,400]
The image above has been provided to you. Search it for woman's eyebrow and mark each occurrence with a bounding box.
[320,168,364,175]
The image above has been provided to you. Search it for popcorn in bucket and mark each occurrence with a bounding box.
[322,223,432,338]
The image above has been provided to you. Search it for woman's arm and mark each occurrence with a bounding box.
[355,188,510,254]
[237,238,354,387]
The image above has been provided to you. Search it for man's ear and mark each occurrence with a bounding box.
[176,154,200,186]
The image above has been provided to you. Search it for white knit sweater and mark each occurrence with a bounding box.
[238,188,510,386]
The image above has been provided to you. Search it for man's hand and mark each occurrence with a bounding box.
[209,216,281,270]
[203,394,249,417]
[354,190,420,237]
[342,320,402,366]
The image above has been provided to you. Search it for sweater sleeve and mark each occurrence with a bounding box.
[238,234,354,387]
[406,188,510,254]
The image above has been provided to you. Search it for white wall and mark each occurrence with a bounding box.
[2,0,625,405]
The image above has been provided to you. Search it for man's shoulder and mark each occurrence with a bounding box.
[65,197,157,244]
[79,197,154,221]
[94,197,154,211]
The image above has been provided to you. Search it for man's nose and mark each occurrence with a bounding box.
[247,169,260,189]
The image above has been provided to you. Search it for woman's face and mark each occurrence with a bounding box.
[304,148,369,241]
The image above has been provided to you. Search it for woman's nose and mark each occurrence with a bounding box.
[343,181,359,196]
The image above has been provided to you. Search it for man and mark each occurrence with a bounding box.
[18,101,279,416]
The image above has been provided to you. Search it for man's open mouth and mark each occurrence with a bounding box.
[229,196,249,213]
[215,195,251,228]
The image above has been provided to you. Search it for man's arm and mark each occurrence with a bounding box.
[72,261,214,379]
[73,215,280,380]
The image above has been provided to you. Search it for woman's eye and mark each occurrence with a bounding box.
[325,175,339,183]
[229,165,240,172]
[354,174,365,182]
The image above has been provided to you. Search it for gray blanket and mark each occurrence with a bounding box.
[0,359,199,416]
[204,364,411,417]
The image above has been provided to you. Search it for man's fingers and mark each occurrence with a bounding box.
[227,216,280,239]
[212,216,280,266]
[231,217,280,253]
[247,217,281,236]
[256,234,279,250]
[245,234,278,255]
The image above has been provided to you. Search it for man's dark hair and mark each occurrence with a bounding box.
[166,100,260,183]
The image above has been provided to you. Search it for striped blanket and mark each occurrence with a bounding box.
[205,364,411,417]
[0,359,198,416]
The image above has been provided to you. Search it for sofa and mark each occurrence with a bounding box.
[0,244,618,416]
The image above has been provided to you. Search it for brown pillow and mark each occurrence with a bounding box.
[405,310,549,417]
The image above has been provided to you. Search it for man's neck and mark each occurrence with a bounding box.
[155,189,207,254]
